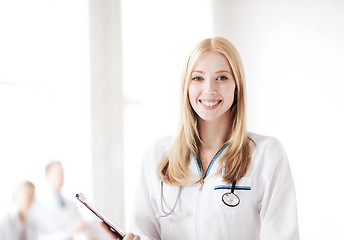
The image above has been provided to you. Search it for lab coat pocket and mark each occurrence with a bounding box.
[214,176,252,216]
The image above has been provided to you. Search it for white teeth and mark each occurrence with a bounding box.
[202,101,218,107]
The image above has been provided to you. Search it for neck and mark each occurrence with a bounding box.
[198,117,230,149]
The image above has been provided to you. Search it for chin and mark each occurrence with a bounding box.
[198,116,219,122]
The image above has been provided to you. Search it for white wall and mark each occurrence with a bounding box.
[0,0,93,221]
[213,1,344,239]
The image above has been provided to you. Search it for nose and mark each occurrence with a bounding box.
[204,79,216,96]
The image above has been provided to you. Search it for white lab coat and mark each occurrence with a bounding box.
[130,133,300,240]
[0,206,38,240]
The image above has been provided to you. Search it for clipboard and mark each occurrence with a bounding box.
[75,193,125,239]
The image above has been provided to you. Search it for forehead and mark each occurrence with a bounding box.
[47,162,63,173]
[15,184,35,195]
[192,51,231,72]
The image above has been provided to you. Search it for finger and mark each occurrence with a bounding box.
[123,232,134,239]
[99,222,121,239]
[123,232,141,240]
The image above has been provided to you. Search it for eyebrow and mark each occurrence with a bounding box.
[191,70,232,74]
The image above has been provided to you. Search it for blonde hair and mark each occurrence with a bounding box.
[159,37,253,186]
[14,180,35,196]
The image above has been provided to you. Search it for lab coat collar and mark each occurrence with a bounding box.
[189,143,229,179]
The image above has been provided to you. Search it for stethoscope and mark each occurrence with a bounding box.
[221,180,240,207]
[158,162,240,217]
[221,162,240,207]
[158,180,182,218]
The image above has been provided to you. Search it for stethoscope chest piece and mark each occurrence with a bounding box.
[222,192,240,207]
[222,180,240,207]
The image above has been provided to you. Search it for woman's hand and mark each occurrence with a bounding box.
[122,232,141,240]
[100,222,140,240]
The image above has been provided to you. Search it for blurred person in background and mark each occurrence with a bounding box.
[32,161,94,240]
[0,180,38,240]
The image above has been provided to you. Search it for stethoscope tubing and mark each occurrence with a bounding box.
[160,180,182,217]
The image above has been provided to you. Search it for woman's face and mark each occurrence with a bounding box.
[188,51,236,123]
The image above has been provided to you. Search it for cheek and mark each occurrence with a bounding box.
[226,82,236,96]
[188,83,198,102]
[223,85,236,106]
[187,87,198,112]
[228,88,235,101]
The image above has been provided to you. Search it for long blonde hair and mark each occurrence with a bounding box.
[159,37,253,186]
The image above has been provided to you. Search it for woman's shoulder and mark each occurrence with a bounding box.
[248,132,284,151]
[248,132,289,173]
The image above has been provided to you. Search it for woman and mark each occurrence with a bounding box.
[106,37,299,240]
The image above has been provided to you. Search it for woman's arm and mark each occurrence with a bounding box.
[259,138,300,240]
[129,153,161,240]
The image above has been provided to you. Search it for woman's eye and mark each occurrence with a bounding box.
[217,76,228,81]
[192,76,203,81]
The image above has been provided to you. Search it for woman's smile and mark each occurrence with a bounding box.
[198,99,222,109]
